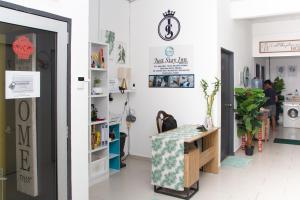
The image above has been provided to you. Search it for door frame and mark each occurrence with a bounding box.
[221,48,235,160]
[0,1,72,200]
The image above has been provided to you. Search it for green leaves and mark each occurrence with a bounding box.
[244,116,252,132]
[273,77,285,114]
[201,78,221,116]
[234,88,267,138]
[273,77,285,93]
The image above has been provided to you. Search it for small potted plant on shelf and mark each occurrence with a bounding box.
[92,78,103,95]
[234,88,267,156]
[200,78,221,129]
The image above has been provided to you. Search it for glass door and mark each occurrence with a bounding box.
[0,6,68,200]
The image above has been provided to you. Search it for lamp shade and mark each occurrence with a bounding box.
[117,67,131,80]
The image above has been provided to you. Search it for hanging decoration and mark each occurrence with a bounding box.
[13,35,34,60]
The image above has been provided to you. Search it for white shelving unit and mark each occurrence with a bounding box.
[109,89,135,94]
[88,42,110,186]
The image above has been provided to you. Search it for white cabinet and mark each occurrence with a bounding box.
[88,42,109,186]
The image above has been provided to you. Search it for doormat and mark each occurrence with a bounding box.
[221,156,252,168]
[274,138,300,145]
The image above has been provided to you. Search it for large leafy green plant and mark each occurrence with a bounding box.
[235,88,267,147]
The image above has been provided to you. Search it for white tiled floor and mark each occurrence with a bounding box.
[276,125,300,140]
[90,129,300,200]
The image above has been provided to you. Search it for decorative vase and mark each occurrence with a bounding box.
[205,115,214,129]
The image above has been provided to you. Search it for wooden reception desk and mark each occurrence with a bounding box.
[184,128,219,187]
[153,127,220,200]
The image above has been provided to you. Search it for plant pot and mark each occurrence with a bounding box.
[92,87,103,95]
[245,146,254,156]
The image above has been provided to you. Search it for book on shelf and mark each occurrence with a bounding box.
[91,124,106,150]
[100,124,108,146]
[99,48,106,69]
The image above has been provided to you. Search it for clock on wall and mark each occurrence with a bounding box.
[243,66,250,87]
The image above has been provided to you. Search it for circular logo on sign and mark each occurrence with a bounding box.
[158,10,181,41]
[165,46,174,57]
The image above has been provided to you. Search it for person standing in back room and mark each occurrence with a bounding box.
[264,80,278,132]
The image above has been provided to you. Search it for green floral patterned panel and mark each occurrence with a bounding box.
[151,125,202,191]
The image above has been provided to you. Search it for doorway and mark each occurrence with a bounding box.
[0,3,70,200]
[221,48,234,161]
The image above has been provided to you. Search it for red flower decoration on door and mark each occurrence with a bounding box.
[13,36,34,60]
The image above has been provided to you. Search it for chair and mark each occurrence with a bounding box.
[156,110,177,133]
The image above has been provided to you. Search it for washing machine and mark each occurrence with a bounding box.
[283,102,300,128]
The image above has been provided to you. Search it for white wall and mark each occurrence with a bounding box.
[269,57,300,95]
[252,18,300,57]
[2,1,89,200]
[98,0,131,122]
[218,0,253,151]
[231,0,300,19]
[129,0,219,157]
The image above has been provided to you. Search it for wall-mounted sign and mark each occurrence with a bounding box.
[158,10,181,41]
[5,71,40,99]
[14,33,38,197]
[149,45,194,88]
[259,39,300,53]
[16,99,38,197]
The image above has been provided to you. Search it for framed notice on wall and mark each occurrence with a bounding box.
[259,39,300,53]
[149,45,194,88]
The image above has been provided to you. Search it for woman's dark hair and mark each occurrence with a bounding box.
[264,80,272,86]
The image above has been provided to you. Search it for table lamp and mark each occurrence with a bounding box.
[117,67,131,93]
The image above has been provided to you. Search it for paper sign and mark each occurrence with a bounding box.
[5,71,40,99]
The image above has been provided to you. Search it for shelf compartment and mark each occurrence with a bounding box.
[109,155,120,172]
[89,157,108,179]
[90,120,108,126]
[90,68,107,72]
[109,139,119,143]
[91,71,108,94]
[90,124,109,150]
[109,153,120,160]
[90,145,108,153]
[91,149,108,162]
[91,97,108,121]
[90,94,108,98]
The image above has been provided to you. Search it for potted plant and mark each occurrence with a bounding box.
[273,77,285,124]
[92,78,103,95]
[200,78,221,128]
[235,88,267,156]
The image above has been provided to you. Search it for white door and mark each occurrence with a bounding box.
[0,6,68,200]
